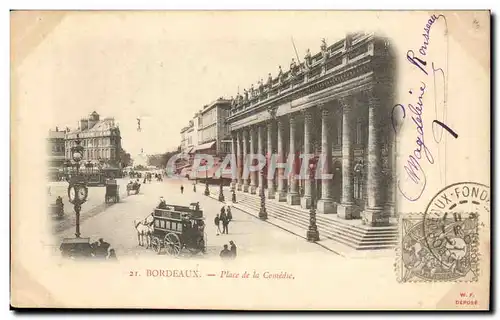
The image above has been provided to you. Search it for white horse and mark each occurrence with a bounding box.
[134,213,154,248]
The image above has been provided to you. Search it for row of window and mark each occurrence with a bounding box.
[65,137,116,148]
[66,148,115,160]
[199,124,216,142]
[154,219,183,232]
[50,145,64,153]
[200,109,217,128]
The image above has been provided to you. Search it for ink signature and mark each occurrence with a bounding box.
[392,14,458,201]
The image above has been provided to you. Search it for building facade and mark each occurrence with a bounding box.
[226,33,396,226]
[197,98,232,156]
[47,127,66,180]
[65,111,123,168]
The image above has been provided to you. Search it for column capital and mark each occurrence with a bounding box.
[319,105,332,116]
[302,108,314,121]
[267,107,278,120]
[338,96,353,110]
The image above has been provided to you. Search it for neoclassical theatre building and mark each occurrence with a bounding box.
[226,33,396,226]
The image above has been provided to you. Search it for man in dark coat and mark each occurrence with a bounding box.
[180,185,184,194]
[157,197,167,209]
[220,244,231,260]
[220,207,228,234]
[229,240,237,259]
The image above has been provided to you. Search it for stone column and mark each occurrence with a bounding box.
[287,115,300,205]
[337,97,359,219]
[242,129,250,192]
[316,106,335,214]
[384,126,396,217]
[231,133,237,190]
[301,110,313,209]
[236,131,243,191]
[362,89,389,226]
[266,120,275,199]
[249,126,257,194]
[257,125,265,195]
[276,117,287,202]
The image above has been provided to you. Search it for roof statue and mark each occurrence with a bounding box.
[290,58,297,77]
[267,72,273,88]
[277,65,284,83]
[321,38,329,62]
[304,48,312,70]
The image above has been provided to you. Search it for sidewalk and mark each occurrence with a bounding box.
[207,187,396,259]
[52,180,131,234]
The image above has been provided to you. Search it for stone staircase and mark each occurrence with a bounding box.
[230,190,398,250]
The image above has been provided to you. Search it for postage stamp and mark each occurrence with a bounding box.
[396,182,488,283]
[396,212,479,283]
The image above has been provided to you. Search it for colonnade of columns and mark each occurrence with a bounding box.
[230,90,391,226]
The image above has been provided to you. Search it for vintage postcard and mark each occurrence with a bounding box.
[10,10,490,310]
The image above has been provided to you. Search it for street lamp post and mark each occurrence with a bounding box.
[68,134,88,238]
[203,160,210,196]
[306,161,319,242]
[218,176,225,202]
[258,169,268,220]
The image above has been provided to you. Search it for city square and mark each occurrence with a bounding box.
[12,10,490,310]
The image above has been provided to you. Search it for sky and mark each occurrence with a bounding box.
[16,11,362,158]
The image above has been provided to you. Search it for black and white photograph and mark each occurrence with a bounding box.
[11,10,491,310]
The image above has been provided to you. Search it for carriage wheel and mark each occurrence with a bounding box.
[164,233,181,256]
[151,237,162,254]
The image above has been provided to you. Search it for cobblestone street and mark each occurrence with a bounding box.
[51,177,335,260]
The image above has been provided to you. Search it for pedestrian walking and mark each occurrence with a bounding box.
[221,213,229,234]
[214,214,221,236]
[220,244,231,260]
[180,185,184,194]
[231,190,237,203]
[229,240,237,259]
[220,207,228,234]
[226,206,232,222]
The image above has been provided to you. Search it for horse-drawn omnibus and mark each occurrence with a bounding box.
[150,202,206,256]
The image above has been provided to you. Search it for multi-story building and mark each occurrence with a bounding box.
[197,98,232,156]
[47,127,66,181]
[180,118,199,153]
[180,124,191,153]
[65,111,122,169]
[226,33,396,226]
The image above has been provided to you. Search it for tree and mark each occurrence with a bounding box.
[146,151,180,169]
[120,148,132,168]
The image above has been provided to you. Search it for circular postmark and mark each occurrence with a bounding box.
[400,182,488,282]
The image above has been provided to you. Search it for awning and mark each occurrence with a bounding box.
[194,141,215,152]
